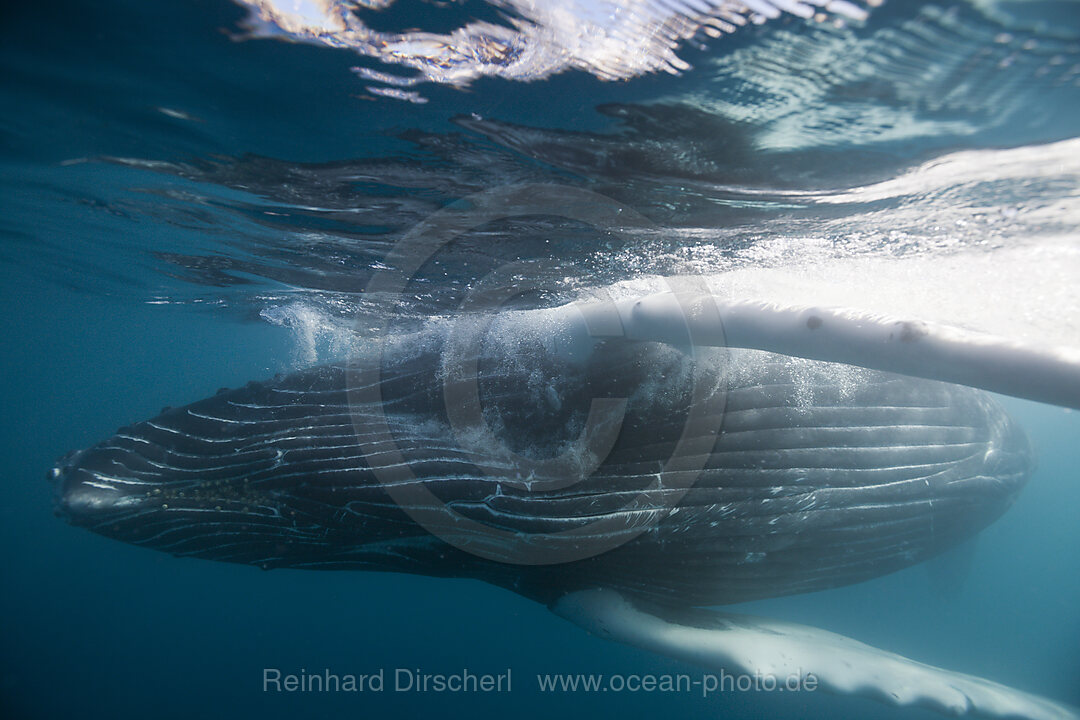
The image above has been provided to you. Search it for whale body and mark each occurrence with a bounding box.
[53,314,1080,719]
[52,325,1030,606]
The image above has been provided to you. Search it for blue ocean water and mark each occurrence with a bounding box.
[2,1,1079,719]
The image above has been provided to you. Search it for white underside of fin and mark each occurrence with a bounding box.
[552,588,1079,720]
[561,291,1080,410]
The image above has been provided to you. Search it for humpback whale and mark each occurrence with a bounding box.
[51,296,1078,720]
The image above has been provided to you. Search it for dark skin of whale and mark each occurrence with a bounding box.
[51,333,1031,609]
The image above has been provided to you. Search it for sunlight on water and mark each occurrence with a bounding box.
[235,0,871,98]
[248,132,1080,369]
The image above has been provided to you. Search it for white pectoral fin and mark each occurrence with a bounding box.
[569,292,1080,410]
[552,589,1079,720]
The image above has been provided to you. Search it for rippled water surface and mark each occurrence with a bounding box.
[1,1,1079,718]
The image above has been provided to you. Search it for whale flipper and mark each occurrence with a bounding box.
[567,292,1080,410]
[552,588,1079,720]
